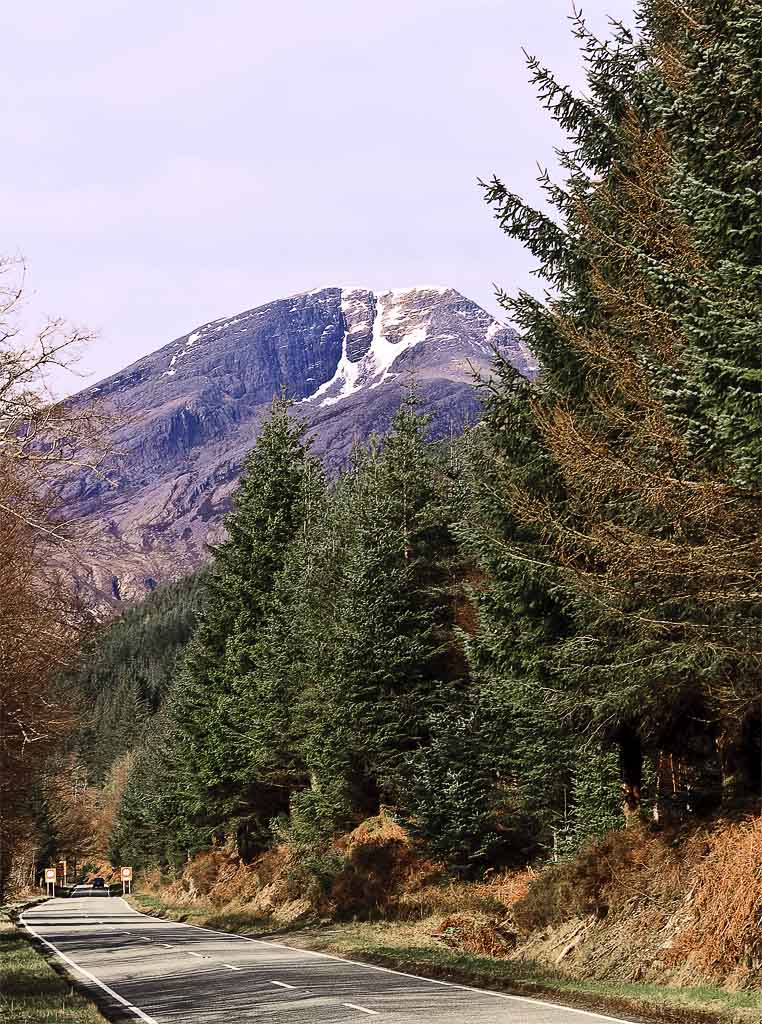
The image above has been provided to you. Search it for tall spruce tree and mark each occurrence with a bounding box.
[168,397,318,856]
[466,0,761,829]
[219,460,329,831]
[292,390,463,837]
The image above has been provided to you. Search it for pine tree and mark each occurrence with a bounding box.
[457,408,584,849]
[109,711,203,869]
[395,699,513,870]
[218,460,329,846]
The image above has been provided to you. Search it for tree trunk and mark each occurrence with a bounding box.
[618,725,643,825]
[717,712,761,805]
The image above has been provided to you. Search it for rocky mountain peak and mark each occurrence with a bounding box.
[61,285,536,605]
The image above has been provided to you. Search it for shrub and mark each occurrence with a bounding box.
[513,828,654,931]
[285,784,354,848]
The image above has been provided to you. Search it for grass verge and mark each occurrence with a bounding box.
[0,904,109,1024]
[126,894,761,1024]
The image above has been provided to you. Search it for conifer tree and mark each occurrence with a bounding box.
[169,397,318,854]
[109,711,202,869]
[467,0,761,822]
[294,389,463,835]
[218,460,329,830]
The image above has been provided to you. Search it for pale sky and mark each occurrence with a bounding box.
[4,0,637,395]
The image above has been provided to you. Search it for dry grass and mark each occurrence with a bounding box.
[667,817,762,985]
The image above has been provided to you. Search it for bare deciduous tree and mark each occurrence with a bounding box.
[0,256,109,898]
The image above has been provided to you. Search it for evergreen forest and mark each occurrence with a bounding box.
[27,0,762,899]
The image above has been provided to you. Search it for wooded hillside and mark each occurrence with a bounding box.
[9,2,759,989]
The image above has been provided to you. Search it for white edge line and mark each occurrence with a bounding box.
[343,1002,380,1016]
[19,914,159,1024]
[270,979,296,988]
[116,899,637,1023]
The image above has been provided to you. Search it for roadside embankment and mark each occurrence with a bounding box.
[125,810,762,1024]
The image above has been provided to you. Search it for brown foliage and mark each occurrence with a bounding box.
[92,753,134,856]
[435,913,517,958]
[512,827,682,932]
[47,756,100,868]
[328,814,439,917]
[0,256,108,898]
[507,816,762,986]
[667,816,762,980]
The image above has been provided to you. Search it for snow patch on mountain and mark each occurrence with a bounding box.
[304,288,438,407]
[367,296,428,390]
[297,284,533,408]
[309,331,362,405]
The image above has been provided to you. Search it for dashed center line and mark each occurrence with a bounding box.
[188,952,204,958]
[270,980,296,989]
[343,1003,380,1016]
[222,963,241,970]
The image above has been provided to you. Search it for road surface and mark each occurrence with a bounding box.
[21,896,633,1024]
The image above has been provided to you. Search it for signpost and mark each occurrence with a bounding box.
[121,866,133,895]
[44,867,56,897]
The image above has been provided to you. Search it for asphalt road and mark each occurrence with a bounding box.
[21,896,633,1024]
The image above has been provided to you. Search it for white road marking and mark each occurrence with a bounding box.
[19,914,159,1024]
[162,943,174,948]
[188,951,204,958]
[270,979,296,989]
[343,1002,380,1016]
[222,963,242,970]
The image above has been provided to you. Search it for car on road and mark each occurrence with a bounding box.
[70,882,110,898]
[91,877,105,889]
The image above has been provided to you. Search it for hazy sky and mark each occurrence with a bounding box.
[5,0,637,395]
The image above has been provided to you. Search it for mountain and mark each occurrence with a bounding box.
[59,285,535,604]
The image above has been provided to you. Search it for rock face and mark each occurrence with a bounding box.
[60,286,535,604]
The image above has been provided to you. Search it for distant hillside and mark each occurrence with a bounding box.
[69,574,204,780]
